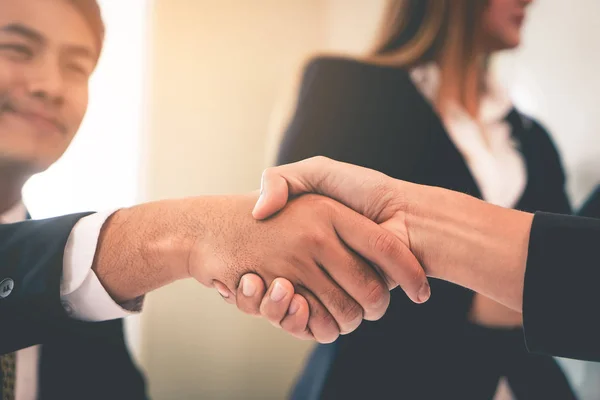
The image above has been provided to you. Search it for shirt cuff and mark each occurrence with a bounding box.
[60,210,144,321]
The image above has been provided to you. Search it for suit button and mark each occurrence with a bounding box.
[62,301,74,316]
[0,278,14,298]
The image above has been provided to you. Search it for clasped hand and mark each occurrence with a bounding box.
[203,157,431,343]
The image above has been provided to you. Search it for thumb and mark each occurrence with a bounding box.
[252,156,396,221]
[252,157,325,219]
[252,172,294,220]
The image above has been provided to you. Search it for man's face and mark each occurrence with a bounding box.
[0,0,98,173]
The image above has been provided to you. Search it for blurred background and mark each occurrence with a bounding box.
[22,0,600,398]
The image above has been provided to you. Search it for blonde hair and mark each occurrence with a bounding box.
[369,0,488,113]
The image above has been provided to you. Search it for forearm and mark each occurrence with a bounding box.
[92,198,199,303]
[404,182,533,312]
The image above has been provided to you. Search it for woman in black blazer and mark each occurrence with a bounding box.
[273,0,577,399]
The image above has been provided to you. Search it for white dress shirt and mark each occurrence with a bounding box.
[410,63,524,400]
[0,204,140,400]
[409,63,527,209]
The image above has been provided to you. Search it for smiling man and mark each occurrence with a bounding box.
[0,1,148,399]
[0,2,425,399]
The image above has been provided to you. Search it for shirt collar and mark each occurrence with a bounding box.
[409,62,513,124]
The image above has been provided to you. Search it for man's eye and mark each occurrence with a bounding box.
[65,63,91,79]
[0,44,33,61]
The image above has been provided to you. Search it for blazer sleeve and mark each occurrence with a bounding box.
[0,213,92,354]
[523,212,600,361]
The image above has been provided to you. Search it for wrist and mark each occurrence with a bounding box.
[396,181,441,276]
[93,200,195,302]
[403,183,534,310]
[135,199,198,282]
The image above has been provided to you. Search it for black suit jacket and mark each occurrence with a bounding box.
[282,57,575,399]
[525,212,600,362]
[0,214,147,399]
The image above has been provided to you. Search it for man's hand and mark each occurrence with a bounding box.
[95,191,426,344]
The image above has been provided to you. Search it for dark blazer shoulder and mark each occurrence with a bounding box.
[304,55,410,78]
[279,55,433,178]
[514,111,564,172]
[300,55,414,106]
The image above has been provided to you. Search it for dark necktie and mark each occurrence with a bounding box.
[0,209,29,400]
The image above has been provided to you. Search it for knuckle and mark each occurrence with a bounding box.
[261,166,275,180]
[363,279,389,313]
[329,292,363,331]
[303,193,338,215]
[369,231,399,257]
[308,155,330,167]
[309,304,340,343]
[282,317,304,334]
[237,298,260,316]
[300,228,329,250]
[340,298,363,325]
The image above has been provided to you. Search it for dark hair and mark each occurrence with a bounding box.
[69,0,105,57]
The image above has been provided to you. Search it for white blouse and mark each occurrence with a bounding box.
[410,63,527,209]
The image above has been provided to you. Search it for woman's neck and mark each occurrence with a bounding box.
[437,55,487,119]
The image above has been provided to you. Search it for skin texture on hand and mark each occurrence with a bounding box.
[254,157,430,297]
[235,156,533,338]
[192,193,431,343]
[230,157,431,339]
[94,191,424,344]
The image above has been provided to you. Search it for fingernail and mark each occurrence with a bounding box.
[270,281,286,302]
[252,192,265,217]
[417,281,431,303]
[288,298,301,315]
[216,286,230,298]
[241,276,256,297]
[260,173,265,195]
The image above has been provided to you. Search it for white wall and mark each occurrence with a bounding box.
[495,0,600,207]
[140,1,326,398]
[23,0,150,363]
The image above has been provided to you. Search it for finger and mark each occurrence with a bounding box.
[296,260,363,336]
[318,238,390,322]
[334,210,430,305]
[260,278,296,327]
[213,280,236,305]
[252,169,293,220]
[295,286,340,344]
[280,294,312,340]
[252,156,390,220]
[236,274,267,316]
[252,157,333,220]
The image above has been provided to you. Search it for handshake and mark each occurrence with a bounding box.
[210,156,432,343]
[97,156,531,344]
[188,156,531,343]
